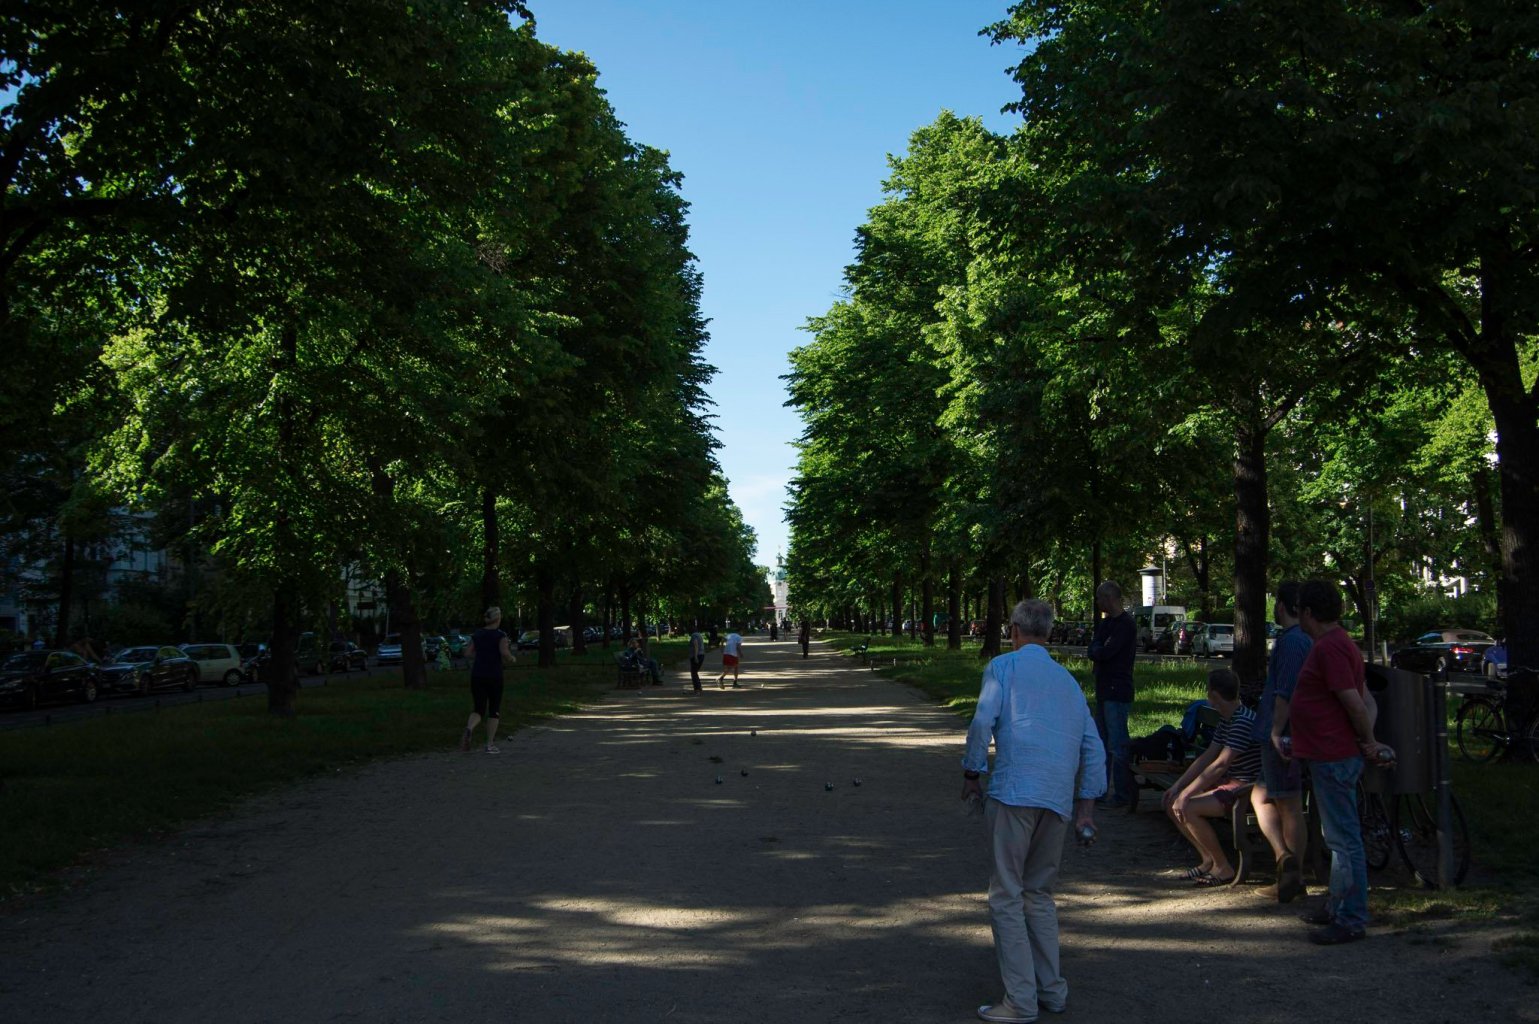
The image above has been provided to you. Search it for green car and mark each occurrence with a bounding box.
[442,633,471,657]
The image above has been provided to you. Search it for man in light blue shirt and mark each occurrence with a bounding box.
[962,599,1105,1024]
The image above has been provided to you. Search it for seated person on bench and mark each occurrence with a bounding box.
[621,638,663,685]
[1163,668,1261,885]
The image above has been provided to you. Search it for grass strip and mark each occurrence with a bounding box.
[0,650,649,900]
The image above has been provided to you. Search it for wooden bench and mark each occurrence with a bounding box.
[850,641,871,667]
[614,655,645,690]
[1129,754,1265,887]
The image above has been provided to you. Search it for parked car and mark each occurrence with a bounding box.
[328,640,369,672]
[98,645,200,696]
[582,626,604,645]
[1172,621,1205,656]
[0,649,100,707]
[423,634,446,660]
[443,633,471,657]
[1483,640,1508,680]
[180,642,247,686]
[376,634,405,664]
[1390,628,1496,675]
[1193,623,1234,658]
[1135,605,1188,652]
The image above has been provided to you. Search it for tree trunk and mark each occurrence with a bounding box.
[1232,413,1270,698]
[890,575,902,638]
[946,562,962,650]
[266,586,299,717]
[620,582,632,641]
[1471,459,1505,626]
[1483,367,1539,670]
[981,574,1004,658]
[603,581,614,649]
[388,568,427,689]
[1183,536,1212,620]
[920,549,935,647]
[569,583,586,656]
[480,486,500,613]
[537,566,557,668]
[1091,537,1103,626]
[53,527,74,649]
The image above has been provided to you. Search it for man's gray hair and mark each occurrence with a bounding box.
[1010,599,1055,639]
[1097,580,1123,602]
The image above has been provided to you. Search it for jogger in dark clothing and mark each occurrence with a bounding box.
[799,620,811,658]
[462,607,516,753]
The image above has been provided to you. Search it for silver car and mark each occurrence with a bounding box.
[1195,623,1235,658]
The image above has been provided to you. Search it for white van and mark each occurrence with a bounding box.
[1134,605,1187,652]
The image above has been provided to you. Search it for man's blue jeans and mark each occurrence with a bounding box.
[1098,700,1131,801]
[1306,756,1367,931]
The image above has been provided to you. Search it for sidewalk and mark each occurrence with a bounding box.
[0,639,1529,1023]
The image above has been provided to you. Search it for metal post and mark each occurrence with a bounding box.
[1429,674,1456,888]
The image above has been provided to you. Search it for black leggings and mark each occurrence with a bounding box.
[471,676,504,718]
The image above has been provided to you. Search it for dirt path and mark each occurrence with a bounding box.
[1,640,1529,1023]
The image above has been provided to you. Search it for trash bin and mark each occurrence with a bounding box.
[1363,664,1431,795]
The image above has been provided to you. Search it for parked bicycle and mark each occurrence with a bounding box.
[1357,784,1470,887]
[1455,665,1539,763]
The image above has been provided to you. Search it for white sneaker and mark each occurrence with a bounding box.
[485,744,500,754]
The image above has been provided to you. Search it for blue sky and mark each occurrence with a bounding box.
[530,2,1023,565]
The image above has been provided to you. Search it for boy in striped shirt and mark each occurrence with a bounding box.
[1163,668,1261,885]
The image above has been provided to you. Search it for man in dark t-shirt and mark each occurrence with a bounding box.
[1087,581,1136,806]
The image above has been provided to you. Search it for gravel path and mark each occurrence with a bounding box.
[0,639,1529,1023]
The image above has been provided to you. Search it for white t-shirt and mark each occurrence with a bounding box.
[724,633,743,656]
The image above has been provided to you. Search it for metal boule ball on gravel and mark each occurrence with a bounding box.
[852,778,862,786]
[740,769,749,776]
[715,776,724,784]
[825,782,834,791]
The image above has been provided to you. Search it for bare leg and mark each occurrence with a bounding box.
[486,715,500,747]
[1165,799,1215,873]
[1279,796,1306,864]
[1253,782,1289,861]
[1178,794,1235,879]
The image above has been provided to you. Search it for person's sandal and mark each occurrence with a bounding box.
[1193,871,1235,886]
[1173,866,1212,881]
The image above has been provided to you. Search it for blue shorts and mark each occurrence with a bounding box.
[1259,738,1301,800]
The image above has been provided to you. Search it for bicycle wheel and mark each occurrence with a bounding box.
[1524,715,1539,764]
[1455,699,1503,763]
[1358,787,1393,872]
[1392,793,1470,888]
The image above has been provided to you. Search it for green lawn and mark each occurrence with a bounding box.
[0,651,642,899]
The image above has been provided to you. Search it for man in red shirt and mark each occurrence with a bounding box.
[1272,580,1391,945]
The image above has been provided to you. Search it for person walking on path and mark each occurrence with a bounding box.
[717,629,744,688]
[1254,580,1312,902]
[1274,580,1390,945]
[461,607,516,754]
[799,619,811,658]
[688,628,705,692]
[1087,580,1135,807]
[962,599,1105,1024]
